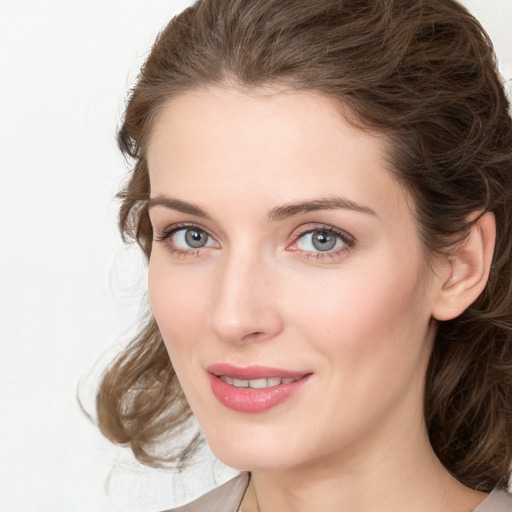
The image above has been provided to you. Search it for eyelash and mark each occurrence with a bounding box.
[154,222,356,262]
[154,223,212,258]
[289,224,355,261]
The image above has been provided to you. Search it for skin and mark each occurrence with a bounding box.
[146,86,489,512]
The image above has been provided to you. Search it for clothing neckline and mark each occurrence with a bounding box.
[471,487,512,511]
[237,473,511,512]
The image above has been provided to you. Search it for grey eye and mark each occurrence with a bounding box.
[161,226,217,253]
[297,229,345,252]
[311,231,337,251]
[184,228,209,248]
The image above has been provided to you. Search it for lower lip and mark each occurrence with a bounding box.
[209,374,312,413]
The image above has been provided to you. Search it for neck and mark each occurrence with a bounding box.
[240,406,486,512]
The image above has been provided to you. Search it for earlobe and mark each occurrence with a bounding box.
[432,211,496,322]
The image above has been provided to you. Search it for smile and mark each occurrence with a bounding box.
[219,376,302,388]
[207,364,312,413]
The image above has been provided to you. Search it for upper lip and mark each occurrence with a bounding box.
[207,363,310,380]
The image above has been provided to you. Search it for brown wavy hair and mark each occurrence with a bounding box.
[97,0,512,491]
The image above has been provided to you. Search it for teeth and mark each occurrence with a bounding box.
[219,375,302,388]
[249,378,269,389]
[233,378,249,387]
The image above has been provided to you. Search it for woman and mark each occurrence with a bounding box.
[96,0,512,510]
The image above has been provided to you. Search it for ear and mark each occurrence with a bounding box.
[432,211,496,322]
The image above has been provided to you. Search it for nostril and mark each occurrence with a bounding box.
[241,331,266,341]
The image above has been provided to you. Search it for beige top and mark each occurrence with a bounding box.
[166,472,512,512]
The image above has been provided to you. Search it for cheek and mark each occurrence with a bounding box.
[284,255,432,373]
[147,259,209,353]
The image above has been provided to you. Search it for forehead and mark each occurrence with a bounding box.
[148,85,349,161]
[147,85,410,223]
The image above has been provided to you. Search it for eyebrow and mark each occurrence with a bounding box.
[268,197,378,221]
[146,195,377,220]
[147,196,210,218]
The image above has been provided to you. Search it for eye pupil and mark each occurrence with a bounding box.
[185,229,207,248]
[312,231,337,251]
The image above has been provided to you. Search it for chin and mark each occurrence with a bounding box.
[212,449,298,472]
[203,426,307,472]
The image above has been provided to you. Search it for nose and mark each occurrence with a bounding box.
[207,251,284,344]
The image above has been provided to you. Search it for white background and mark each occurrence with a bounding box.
[0,1,511,511]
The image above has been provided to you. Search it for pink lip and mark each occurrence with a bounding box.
[207,364,313,413]
[207,363,307,380]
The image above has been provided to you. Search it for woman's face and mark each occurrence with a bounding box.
[147,86,443,471]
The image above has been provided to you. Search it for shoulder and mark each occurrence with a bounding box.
[474,489,512,512]
[162,472,250,512]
